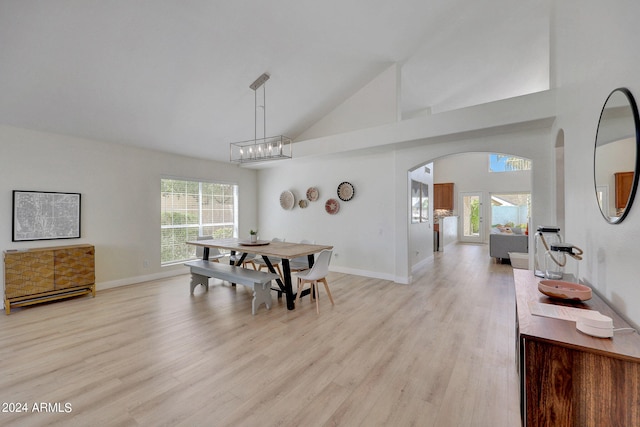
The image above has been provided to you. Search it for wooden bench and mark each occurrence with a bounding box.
[184,260,279,315]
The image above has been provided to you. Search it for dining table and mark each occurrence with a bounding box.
[186,238,333,310]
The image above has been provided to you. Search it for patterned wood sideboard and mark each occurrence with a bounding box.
[3,244,95,314]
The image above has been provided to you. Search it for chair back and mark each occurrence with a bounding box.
[291,239,315,264]
[195,235,222,259]
[303,249,332,281]
[257,238,285,263]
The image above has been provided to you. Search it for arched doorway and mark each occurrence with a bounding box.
[408,151,533,272]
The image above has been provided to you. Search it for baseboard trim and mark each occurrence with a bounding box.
[97,269,186,291]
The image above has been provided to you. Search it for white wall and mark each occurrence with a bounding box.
[553,0,640,327]
[0,125,258,292]
[257,150,396,280]
[296,64,400,141]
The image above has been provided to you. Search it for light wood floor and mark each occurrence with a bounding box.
[0,243,520,427]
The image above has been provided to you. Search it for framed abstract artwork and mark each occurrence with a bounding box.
[12,190,81,241]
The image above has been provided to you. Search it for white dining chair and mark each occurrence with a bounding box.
[289,239,315,272]
[195,236,225,262]
[294,249,333,314]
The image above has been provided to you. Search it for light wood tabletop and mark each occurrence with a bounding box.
[187,238,332,260]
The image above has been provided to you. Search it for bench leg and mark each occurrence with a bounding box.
[190,273,209,295]
[251,281,273,315]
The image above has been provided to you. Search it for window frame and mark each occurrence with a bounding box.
[488,153,532,173]
[161,177,238,266]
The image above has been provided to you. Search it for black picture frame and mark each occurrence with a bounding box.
[12,190,81,241]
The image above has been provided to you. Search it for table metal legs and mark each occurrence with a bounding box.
[281,259,295,310]
[260,256,295,310]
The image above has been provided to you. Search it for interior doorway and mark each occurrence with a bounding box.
[460,192,484,243]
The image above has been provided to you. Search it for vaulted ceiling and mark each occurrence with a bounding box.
[0,0,549,163]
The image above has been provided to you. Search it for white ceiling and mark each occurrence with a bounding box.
[0,0,549,163]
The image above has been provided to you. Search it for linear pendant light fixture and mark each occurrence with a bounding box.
[230,72,292,164]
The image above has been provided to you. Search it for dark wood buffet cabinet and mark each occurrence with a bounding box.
[514,269,640,426]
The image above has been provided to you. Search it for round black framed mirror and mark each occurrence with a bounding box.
[594,88,640,223]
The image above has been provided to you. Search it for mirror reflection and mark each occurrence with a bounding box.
[594,88,640,223]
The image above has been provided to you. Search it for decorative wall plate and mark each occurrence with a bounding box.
[337,181,355,201]
[306,187,319,201]
[280,190,295,210]
[325,198,340,215]
[299,199,308,208]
